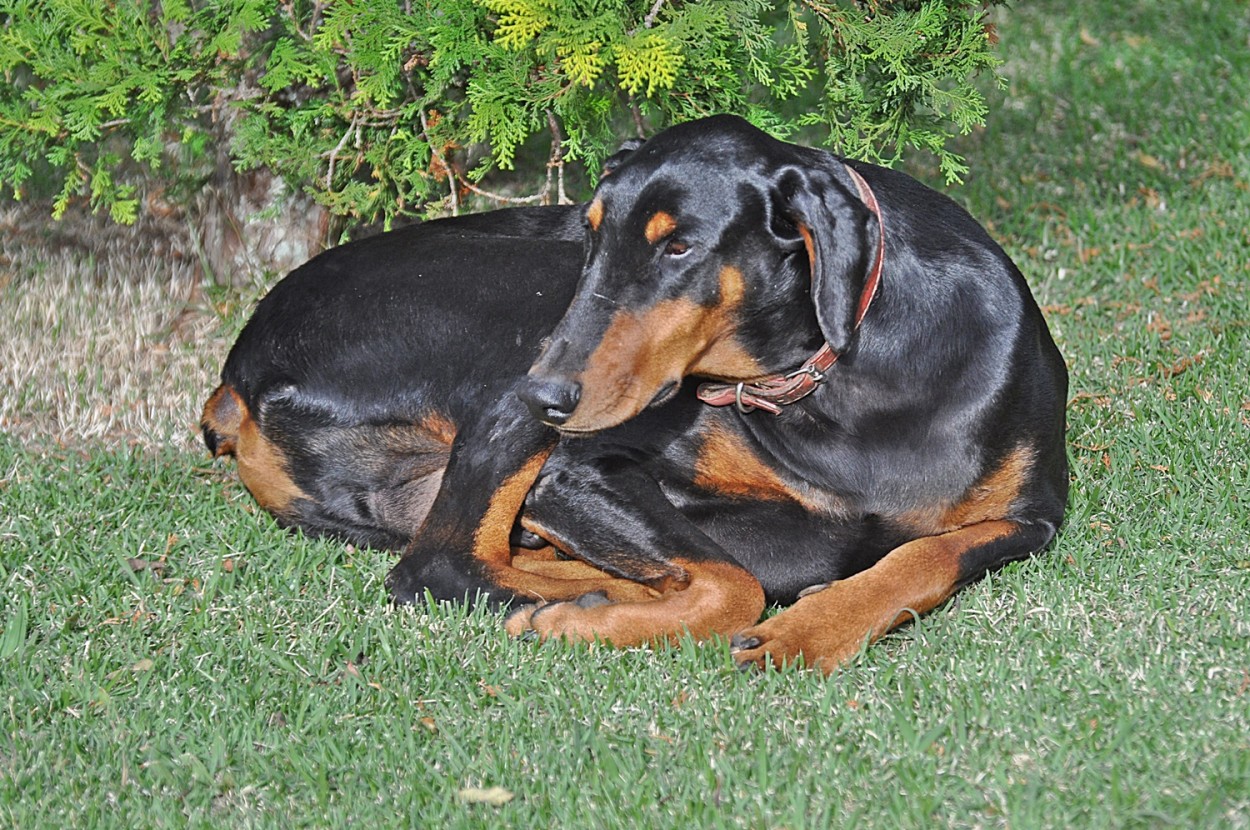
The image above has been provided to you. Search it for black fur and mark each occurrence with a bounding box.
[206,115,1067,667]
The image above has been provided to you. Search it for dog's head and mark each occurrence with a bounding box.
[519,115,879,433]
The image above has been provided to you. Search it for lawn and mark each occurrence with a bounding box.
[2,1,1248,827]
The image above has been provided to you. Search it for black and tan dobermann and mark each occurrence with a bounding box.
[203,115,1067,673]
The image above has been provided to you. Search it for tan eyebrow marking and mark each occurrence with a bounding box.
[644,211,677,244]
[587,198,605,231]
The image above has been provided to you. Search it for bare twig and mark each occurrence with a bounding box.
[545,110,572,205]
[629,97,646,138]
[418,108,459,215]
[282,0,325,41]
[325,117,356,192]
[644,0,667,29]
[415,109,576,212]
[444,167,459,216]
[456,179,548,206]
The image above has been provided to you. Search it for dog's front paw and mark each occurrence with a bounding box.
[385,556,426,606]
[503,592,614,640]
[730,586,874,675]
[730,620,818,673]
[502,601,544,637]
[385,554,515,608]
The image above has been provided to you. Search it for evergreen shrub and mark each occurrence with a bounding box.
[0,0,1005,228]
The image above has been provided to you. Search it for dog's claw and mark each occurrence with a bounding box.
[573,591,611,609]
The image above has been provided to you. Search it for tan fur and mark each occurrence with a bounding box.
[644,211,677,244]
[507,559,766,647]
[901,445,1034,533]
[235,413,307,516]
[201,384,307,514]
[418,411,458,447]
[732,520,1016,674]
[693,422,794,501]
[201,384,241,456]
[564,265,761,432]
[586,198,604,232]
[472,452,552,565]
[502,554,662,604]
[941,446,1033,529]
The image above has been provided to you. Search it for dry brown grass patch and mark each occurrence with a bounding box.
[1,205,245,453]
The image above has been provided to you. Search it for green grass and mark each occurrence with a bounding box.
[3,1,1249,827]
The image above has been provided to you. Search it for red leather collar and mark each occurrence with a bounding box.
[697,163,885,415]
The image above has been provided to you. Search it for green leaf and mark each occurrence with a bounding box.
[614,31,683,97]
[479,0,555,50]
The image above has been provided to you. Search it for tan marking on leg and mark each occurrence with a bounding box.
[502,555,661,604]
[644,210,677,244]
[493,518,679,605]
[472,451,552,565]
[733,520,1016,674]
[468,450,660,603]
[510,542,562,562]
[417,412,458,446]
[900,446,1035,533]
[234,411,308,515]
[511,559,765,647]
[941,446,1033,528]
[518,514,684,586]
[201,384,243,457]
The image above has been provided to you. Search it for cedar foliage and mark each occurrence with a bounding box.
[0,0,1005,227]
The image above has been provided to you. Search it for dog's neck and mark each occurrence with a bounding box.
[696,164,884,415]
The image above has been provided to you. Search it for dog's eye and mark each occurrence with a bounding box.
[663,239,690,257]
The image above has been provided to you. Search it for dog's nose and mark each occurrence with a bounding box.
[517,376,582,426]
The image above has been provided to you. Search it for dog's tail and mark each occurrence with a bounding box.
[201,384,245,458]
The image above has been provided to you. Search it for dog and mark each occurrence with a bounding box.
[203,115,1067,673]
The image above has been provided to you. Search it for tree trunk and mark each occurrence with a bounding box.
[192,155,330,287]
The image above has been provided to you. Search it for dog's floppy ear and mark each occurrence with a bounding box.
[601,139,645,177]
[774,165,876,354]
